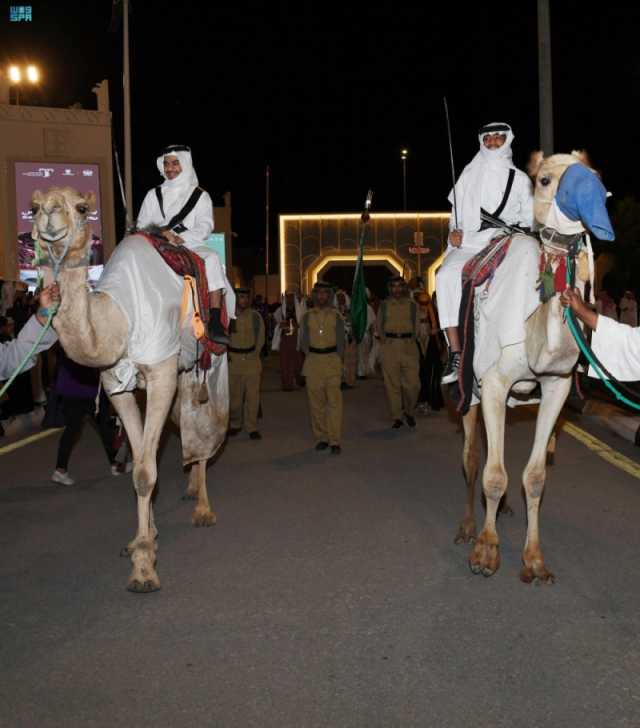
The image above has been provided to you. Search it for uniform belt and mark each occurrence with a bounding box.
[309,346,337,354]
[228,345,256,353]
[385,332,413,339]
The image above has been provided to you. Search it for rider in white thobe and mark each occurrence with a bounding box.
[136,144,235,343]
[436,122,534,383]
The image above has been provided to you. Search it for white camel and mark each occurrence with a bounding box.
[32,187,228,593]
[454,153,613,583]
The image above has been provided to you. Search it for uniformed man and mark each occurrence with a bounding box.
[300,281,345,454]
[377,276,420,429]
[227,287,265,440]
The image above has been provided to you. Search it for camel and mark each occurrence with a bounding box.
[454,153,613,584]
[32,186,228,593]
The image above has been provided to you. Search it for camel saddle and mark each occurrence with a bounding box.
[140,232,228,368]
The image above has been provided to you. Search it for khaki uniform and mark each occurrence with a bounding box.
[377,297,420,421]
[301,307,344,446]
[228,308,265,433]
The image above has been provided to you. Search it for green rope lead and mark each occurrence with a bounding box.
[0,306,57,400]
[564,257,640,412]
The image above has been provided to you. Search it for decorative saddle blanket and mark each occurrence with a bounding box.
[456,234,543,414]
[141,233,228,369]
[458,235,513,414]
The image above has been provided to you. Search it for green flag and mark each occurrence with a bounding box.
[351,216,368,343]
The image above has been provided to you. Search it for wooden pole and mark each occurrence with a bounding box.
[123,0,133,229]
[265,165,270,302]
[537,0,554,154]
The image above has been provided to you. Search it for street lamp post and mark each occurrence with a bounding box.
[401,148,409,211]
[7,64,40,105]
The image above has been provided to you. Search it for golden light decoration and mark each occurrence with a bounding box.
[279,212,450,295]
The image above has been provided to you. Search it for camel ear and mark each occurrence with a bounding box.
[527,150,544,178]
[571,149,589,164]
[83,191,97,211]
[32,189,44,206]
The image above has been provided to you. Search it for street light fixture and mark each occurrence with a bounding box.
[400,148,409,211]
[6,64,40,105]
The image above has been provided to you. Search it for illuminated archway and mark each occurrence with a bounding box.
[308,252,404,292]
[278,212,450,294]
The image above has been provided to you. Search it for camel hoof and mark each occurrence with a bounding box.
[454,529,476,545]
[469,535,500,577]
[520,566,555,585]
[127,579,161,594]
[192,510,217,528]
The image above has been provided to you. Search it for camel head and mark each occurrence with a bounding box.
[31,187,96,269]
[531,153,614,241]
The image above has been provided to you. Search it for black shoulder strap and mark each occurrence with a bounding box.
[164,187,204,232]
[155,186,165,218]
[491,169,516,220]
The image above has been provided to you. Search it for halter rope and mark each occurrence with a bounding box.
[564,244,640,412]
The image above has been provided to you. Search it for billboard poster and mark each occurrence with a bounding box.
[205,233,227,270]
[15,162,103,288]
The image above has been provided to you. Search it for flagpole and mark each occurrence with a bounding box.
[123,0,133,230]
[351,190,373,344]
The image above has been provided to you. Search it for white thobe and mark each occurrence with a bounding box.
[435,168,534,329]
[137,188,235,315]
[590,316,640,381]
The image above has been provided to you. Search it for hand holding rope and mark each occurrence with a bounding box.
[0,282,61,399]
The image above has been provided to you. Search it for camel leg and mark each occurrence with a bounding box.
[127,356,178,594]
[469,366,512,577]
[189,460,217,527]
[455,404,480,544]
[104,387,158,558]
[520,376,571,585]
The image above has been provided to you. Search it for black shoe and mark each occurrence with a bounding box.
[228,427,241,437]
[315,441,329,451]
[405,415,416,428]
[442,351,461,384]
[330,445,342,455]
[207,308,229,345]
[249,431,262,440]
[392,419,404,429]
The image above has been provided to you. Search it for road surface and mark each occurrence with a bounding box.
[2,359,640,727]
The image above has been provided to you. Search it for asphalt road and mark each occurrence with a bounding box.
[2,358,640,727]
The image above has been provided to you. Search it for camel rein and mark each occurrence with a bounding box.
[564,242,640,412]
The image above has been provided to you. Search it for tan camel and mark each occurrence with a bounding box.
[32,186,226,593]
[455,154,609,584]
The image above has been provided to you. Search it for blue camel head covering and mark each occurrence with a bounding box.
[556,164,615,241]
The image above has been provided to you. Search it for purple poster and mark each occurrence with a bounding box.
[15,162,104,286]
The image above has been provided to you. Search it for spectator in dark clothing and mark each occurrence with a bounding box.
[51,350,119,486]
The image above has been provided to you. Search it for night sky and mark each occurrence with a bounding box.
[3,1,639,276]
